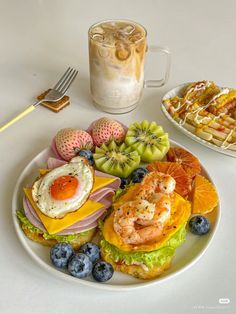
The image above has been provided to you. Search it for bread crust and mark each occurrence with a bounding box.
[101,248,171,280]
[22,224,97,250]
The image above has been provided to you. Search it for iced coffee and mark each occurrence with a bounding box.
[88,20,147,113]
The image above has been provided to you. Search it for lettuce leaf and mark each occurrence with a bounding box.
[16,210,90,242]
[112,181,135,202]
[100,225,186,269]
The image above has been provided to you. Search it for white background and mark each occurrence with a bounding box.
[0,0,235,313]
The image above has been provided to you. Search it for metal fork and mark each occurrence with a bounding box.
[0,67,78,133]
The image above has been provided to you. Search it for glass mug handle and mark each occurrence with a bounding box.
[144,45,171,88]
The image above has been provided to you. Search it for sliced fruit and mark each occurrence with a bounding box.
[147,161,191,197]
[93,141,140,178]
[167,147,201,178]
[192,175,218,214]
[125,120,170,162]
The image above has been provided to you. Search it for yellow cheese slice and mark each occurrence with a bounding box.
[39,169,50,175]
[91,176,116,193]
[24,188,104,235]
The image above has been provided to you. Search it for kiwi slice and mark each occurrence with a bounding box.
[125,120,170,162]
[93,141,140,178]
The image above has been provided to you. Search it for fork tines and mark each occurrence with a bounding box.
[53,67,78,94]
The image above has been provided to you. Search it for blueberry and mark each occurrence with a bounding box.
[79,242,100,264]
[50,243,74,268]
[120,178,129,189]
[68,253,93,278]
[78,150,94,165]
[131,167,148,183]
[189,215,210,235]
[92,261,114,282]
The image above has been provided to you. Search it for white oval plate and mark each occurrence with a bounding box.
[12,141,220,291]
[161,83,236,158]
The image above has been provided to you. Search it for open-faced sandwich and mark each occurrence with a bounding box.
[100,171,191,279]
[17,156,121,249]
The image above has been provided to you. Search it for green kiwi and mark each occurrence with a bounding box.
[125,120,170,162]
[93,141,140,178]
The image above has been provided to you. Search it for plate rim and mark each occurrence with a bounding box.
[161,83,236,158]
[12,141,221,291]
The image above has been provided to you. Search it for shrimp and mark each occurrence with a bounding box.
[135,172,176,202]
[137,172,175,227]
[137,193,172,227]
[113,200,162,245]
[113,171,176,245]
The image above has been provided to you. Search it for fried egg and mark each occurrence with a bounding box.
[32,156,94,218]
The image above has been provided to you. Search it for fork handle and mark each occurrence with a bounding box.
[0,105,36,133]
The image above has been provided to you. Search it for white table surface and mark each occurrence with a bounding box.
[0,0,235,313]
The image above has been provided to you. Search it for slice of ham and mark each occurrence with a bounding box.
[89,188,114,205]
[23,195,46,232]
[56,222,98,235]
[51,138,64,160]
[47,157,67,169]
[95,169,120,179]
[62,208,106,230]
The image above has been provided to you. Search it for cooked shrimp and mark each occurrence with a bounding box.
[113,171,176,245]
[137,193,172,227]
[135,172,175,226]
[113,200,162,245]
[135,172,176,202]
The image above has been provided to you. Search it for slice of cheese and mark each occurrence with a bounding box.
[24,188,104,235]
[91,176,116,193]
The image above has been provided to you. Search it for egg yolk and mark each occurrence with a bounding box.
[50,175,79,200]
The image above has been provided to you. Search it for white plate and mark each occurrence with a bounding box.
[12,142,220,291]
[161,83,236,158]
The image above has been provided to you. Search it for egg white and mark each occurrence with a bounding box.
[32,157,94,218]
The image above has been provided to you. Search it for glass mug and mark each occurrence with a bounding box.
[88,19,171,114]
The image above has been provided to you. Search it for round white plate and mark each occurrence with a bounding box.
[161,83,236,158]
[12,141,220,291]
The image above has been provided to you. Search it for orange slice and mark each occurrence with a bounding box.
[147,161,191,198]
[192,175,218,214]
[167,147,201,178]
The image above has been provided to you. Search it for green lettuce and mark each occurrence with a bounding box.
[112,181,135,202]
[100,225,186,269]
[112,188,125,202]
[16,210,90,242]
